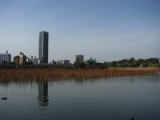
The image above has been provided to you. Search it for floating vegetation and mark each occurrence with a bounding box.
[0,68,160,82]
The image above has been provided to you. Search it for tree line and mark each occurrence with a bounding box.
[0,57,160,69]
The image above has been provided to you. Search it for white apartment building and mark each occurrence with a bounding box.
[0,50,11,63]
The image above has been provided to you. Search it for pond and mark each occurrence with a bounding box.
[0,73,160,120]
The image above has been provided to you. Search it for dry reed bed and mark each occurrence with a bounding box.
[0,69,160,82]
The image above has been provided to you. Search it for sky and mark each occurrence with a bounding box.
[0,0,160,63]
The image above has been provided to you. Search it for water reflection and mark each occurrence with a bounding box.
[0,73,160,120]
[37,81,49,107]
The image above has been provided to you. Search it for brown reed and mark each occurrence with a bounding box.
[0,68,160,82]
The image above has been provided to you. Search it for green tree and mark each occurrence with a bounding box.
[158,63,160,69]
[22,62,33,65]
[129,63,137,67]
[80,62,86,69]
[122,62,128,67]
[103,62,108,69]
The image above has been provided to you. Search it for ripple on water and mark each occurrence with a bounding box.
[0,73,160,120]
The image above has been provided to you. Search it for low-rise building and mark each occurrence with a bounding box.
[56,60,63,65]
[13,56,19,64]
[19,52,26,64]
[86,57,97,64]
[38,59,43,64]
[52,60,56,65]
[33,56,38,64]
[63,59,70,65]
[75,55,84,63]
[13,52,26,64]
[26,56,33,62]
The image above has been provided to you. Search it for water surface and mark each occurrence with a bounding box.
[0,73,160,120]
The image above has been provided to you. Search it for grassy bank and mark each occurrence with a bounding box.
[0,68,160,82]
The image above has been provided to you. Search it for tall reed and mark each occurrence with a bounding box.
[0,68,160,82]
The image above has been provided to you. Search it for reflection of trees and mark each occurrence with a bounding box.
[37,81,49,107]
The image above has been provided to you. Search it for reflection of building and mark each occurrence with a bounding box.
[39,31,49,64]
[0,50,11,63]
[75,55,84,63]
[38,81,49,107]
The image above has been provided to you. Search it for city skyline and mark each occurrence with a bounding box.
[0,0,160,63]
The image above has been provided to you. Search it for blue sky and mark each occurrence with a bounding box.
[0,0,160,63]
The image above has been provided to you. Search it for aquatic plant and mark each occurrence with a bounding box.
[0,68,159,82]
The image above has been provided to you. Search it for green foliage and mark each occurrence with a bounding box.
[143,63,148,67]
[109,58,159,68]
[122,62,128,67]
[22,62,33,65]
[137,59,144,66]
[158,64,160,69]
[74,61,86,69]
[102,62,108,69]
[128,57,135,63]
[80,62,86,69]
[111,61,117,67]
[129,63,138,67]
[148,63,159,67]
[146,58,159,64]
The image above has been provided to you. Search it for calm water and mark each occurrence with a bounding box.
[0,73,160,120]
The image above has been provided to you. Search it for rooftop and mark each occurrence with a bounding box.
[87,57,97,63]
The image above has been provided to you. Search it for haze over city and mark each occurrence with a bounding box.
[1,0,160,63]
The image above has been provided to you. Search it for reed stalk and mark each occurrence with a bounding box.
[0,68,160,82]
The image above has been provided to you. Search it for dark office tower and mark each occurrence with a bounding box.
[39,31,49,64]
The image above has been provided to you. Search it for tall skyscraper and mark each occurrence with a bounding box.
[39,31,49,64]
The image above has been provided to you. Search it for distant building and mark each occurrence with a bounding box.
[0,50,11,63]
[13,52,26,64]
[26,56,38,64]
[75,55,84,63]
[19,52,27,64]
[28,56,33,61]
[38,59,43,64]
[13,56,19,64]
[56,60,63,65]
[52,60,55,65]
[86,57,97,64]
[26,57,33,62]
[85,57,101,69]
[33,56,38,64]
[63,59,70,65]
[39,31,49,64]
